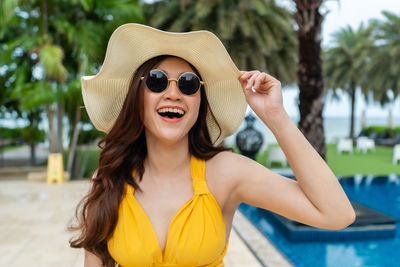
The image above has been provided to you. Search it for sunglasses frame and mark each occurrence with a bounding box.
[140,69,205,95]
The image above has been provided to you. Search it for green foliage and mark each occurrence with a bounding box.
[21,125,46,144]
[78,129,105,145]
[0,127,24,140]
[83,149,101,178]
[324,11,400,107]
[360,125,400,138]
[11,80,56,110]
[368,11,400,103]
[360,126,389,135]
[324,24,374,94]
[144,0,298,85]
[1,0,144,158]
[0,126,45,144]
[39,44,68,83]
[0,0,19,37]
[61,147,100,179]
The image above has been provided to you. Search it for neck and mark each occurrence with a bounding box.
[144,133,191,181]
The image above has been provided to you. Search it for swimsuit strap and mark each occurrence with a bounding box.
[190,155,210,195]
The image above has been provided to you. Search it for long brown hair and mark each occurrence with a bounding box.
[69,55,231,266]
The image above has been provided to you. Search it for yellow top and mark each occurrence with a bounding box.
[107,155,229,266]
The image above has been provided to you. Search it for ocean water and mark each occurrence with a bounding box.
[224,116,400,149]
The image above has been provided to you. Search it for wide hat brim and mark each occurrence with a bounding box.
[81,23,247,145]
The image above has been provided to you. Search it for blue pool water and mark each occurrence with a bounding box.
[239,177,400,267]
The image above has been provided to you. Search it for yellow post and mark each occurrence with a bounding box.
[47,153,65,184]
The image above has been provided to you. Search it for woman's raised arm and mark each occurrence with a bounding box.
[224,71,356,230]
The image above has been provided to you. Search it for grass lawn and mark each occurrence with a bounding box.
[254,143,400,177]
[325,143,400,177]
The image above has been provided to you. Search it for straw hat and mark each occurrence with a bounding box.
[81,23,247,145]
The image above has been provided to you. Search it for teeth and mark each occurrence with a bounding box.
[157,108,185,115]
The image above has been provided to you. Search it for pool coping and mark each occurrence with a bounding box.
[232,209,294,267]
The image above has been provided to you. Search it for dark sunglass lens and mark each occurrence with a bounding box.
[146,70,168,92]
[179,73,200,95]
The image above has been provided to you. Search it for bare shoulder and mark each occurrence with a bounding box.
[207,150,255,172]
[205,151,262,206]
[207,150,265,182]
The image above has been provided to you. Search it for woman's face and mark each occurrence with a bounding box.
[142,57,201,145]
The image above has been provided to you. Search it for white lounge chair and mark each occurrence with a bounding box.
[356,137,375,154]
[393,144,400,165]
[267,147,287,167]
[337,138,353,154]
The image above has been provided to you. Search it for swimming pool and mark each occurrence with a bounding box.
[239,175,400,267]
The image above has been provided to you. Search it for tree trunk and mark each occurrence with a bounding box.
[42,0,48,38]
[56,97,64,153]
[30,142,36,166]
[27,111,38,166]
[349,86,356,142]
[46,104,58,153]
[67,105,81,176]
[295,0,326,160]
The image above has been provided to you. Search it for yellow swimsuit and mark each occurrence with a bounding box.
[107,155,229,266]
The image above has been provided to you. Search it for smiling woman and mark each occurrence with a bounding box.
[69,23,355,267]
[141,58,202,146]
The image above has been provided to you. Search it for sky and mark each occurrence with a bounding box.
[280,0,400,119]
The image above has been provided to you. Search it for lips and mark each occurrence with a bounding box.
[157,106,185,122]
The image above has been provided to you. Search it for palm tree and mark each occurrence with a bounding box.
[293,0,327,159]
[368,11,400,105]
[324,24,375,141]
[1,0,143,169]
[145,0,298,85]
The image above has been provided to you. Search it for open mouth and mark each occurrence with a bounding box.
[157,107,185,119]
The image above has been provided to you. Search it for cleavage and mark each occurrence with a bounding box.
[133,178,194,254]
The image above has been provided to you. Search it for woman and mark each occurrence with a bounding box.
[70,24,355,267]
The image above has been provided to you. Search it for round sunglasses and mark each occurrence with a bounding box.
[140,69,204,95]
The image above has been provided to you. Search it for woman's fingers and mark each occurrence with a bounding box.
[239,70,258,81]
[253,74,265,91]
[240,71,259,90]
[246,71,260,90]
[239,70,280,94]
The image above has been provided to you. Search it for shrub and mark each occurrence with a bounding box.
[78,129,105,145]
[360,126,400,138]
[0,127,24,140]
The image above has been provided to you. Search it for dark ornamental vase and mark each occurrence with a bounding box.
[235,114,264,160]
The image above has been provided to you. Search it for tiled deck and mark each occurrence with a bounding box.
[0,178,290,266]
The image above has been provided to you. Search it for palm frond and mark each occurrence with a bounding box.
[39,44,68,83]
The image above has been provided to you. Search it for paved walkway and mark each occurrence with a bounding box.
[0,179,265,267]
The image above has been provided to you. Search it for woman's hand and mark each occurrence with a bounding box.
[238,70,286,123]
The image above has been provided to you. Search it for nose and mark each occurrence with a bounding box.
[163,79,182,100]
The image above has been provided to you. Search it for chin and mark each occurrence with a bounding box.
[156,137,188,147]
[147,129,189,145]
